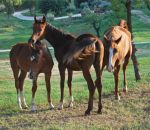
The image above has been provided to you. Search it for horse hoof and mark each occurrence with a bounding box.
[22,105,28,109]
[123,88,128,93]
[49,106,54,110]
[58,105,63,110]
[97,109,102,114]
[84,110,91,116]
[68,102,73,108]
[58,107,63,110]
[31,106,36,112]
[31,109,36,112]
[115,95,120,100]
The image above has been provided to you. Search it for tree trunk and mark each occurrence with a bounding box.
[126,0,141,81]
[92,22,100,37]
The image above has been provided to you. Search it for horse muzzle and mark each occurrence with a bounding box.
[107,65,114,72]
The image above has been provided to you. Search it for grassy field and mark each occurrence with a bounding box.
[0,11,150,50]
[0,11,150,129]
[0,53,150,129]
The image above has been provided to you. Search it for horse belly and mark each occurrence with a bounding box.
[67,55,94,71]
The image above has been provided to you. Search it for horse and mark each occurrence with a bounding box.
[30,16,104,115]
[9,41,54,111]
[103,25,132,100]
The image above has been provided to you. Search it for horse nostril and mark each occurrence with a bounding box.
[111,65,114,69]
[32,39,34,43]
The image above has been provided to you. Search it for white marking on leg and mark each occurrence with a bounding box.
[58,100,64,110]
[31,97,36,112]
[115,94,120,100]
[20,91,28,109]
[48,102,54,110]
[108,48,114,72]
[123,85,128,93]
[68,96,74,107]
[17,90,22,109]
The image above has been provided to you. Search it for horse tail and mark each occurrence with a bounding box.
[9,46,15,59]
[9,44,23,69]
[63,37,98,64]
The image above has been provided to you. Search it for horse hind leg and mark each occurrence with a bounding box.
[45,73,54,110]
[81,65,96,115]
[93,62,104,114]
[10,60,23,110]
[18,70,28,109]
[67,69,74,108]
[58,65,66,110]
[31,77,38,112]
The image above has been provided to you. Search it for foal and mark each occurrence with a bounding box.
[10,42,54,111]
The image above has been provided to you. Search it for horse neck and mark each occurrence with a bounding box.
[45,24,75,49]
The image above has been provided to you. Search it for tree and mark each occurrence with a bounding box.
[38,0,51,16]
[38,0,68,16]
[111,0,127,19]
[125,0,141,80]
[74,0,89,8]
[144,0,150,10]
[1,0,14,18]
[83,11,103,37]
[22,0,35,15]
[12,0,22,8]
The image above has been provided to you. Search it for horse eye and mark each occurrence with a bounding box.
[113,48,117,54]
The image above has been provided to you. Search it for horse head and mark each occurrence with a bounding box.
[104,26,122,72]
[31,16,47,47]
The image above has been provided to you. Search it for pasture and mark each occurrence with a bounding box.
[0,11,150,129]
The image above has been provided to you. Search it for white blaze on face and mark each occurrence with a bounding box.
[108,47,114,72]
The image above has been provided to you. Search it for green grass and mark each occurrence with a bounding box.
[0,55,150,129]
[0,10,150,130]
[0,10,150,50]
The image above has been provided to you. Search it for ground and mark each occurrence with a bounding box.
[0,81,149,130]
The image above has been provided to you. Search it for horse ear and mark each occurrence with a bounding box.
[43,15,46,23]
[34,15,37,23]
[115,35,122,44]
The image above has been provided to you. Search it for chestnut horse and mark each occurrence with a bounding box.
[103,26,132,100]
[30,16,104,115]
[9,42,54,111]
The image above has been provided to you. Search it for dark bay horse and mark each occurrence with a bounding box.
[10,42,54,111]
[103,26,132,100]
[30,16,104,115]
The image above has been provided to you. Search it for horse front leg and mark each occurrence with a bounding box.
[31,77,38,112]
[123,57,130,93]
[19,70,28,109]
[113,65,121,100]
[58,64,66,110]
[45,73,54,110]
[67,68,74,107]
[82,66,96,115]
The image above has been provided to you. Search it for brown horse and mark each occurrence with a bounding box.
[9,41,54,111]
[30,16,104,115]
[103,25,132,100]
